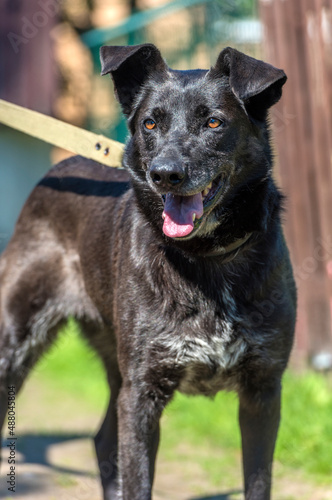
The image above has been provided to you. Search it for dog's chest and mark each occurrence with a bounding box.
[168,332,247,395]
[154,292,248,396]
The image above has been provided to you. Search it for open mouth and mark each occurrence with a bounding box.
[161,175,224,238]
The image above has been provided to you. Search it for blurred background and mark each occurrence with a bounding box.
[0,1,332,499]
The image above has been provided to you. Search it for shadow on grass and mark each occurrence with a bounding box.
[1,433,98,496]
[189,493,242,500]
[1,434,243,499]
[17,432,96,476]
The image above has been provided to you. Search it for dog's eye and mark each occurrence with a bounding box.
[144,119,156,130]
[207,118,223,129]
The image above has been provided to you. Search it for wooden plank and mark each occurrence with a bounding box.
[0,0,57,114]
[282,0,319,357]
[260,0,332,364]
[304,0,332,356]
[0,99,124,168]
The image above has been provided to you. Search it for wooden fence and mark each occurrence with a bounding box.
[260,0,332,368]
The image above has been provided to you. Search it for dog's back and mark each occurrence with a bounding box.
[0,157,130,393]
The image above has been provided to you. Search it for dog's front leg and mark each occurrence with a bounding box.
[116,382,163,500]
[239,381,281,500]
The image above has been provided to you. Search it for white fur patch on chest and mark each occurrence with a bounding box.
[152,283,248,395]
[170,333,246,368]
[161,325,248,396]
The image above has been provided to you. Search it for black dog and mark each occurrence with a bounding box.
[0,44,296,499]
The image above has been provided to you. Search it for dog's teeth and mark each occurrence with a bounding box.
[192,213,196,222]
[202,183,213,197]
[162,211,166,219]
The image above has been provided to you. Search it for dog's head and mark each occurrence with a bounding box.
[100,44,286,252]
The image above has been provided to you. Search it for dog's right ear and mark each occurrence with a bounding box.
[100,44,167,116]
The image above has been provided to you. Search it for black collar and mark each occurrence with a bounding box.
[202,232,253,260]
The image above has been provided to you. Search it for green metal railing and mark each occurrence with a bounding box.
[82,0,215,49]
[81,0,260,143]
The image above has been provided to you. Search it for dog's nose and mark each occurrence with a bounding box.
[149,160,185,189]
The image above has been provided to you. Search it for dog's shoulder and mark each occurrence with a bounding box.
[44,155,130,188]
[10,156,132,250]
[26,156,130,212]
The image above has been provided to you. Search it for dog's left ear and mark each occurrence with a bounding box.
[100,44,167,116]
[210,47,287,120]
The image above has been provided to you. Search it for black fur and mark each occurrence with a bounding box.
[0,44,296,500]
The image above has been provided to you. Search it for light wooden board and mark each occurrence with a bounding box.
[0,99,124,168]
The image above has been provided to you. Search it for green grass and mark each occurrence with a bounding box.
[276,371,332,481]
[32,319,109,409]
[31,320,332,484]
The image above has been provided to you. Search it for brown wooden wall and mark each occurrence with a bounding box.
[0,0,58,114]
[259,0,332,368]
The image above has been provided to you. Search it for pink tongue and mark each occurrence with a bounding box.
[162,193,204,238]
